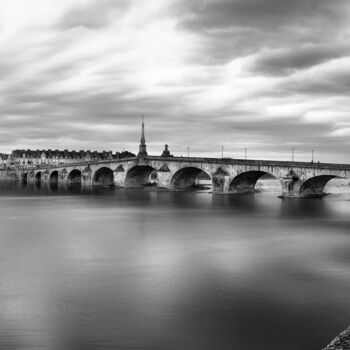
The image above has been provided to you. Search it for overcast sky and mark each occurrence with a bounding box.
[0,0,350,162]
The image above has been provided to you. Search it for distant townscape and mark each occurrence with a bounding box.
[0,121,174,170]
[0,149,136,169]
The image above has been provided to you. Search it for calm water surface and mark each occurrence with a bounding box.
[0,181,349,350]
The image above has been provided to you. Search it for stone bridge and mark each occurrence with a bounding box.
[15,155,350,197]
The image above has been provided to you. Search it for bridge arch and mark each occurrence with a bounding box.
[125,165,156,187]
[23,173,28,184]
[92,167,114,186]
[229,170,279,193]
[35,171,42,184]
[170,167,211,190]
[68,169,82,185]
[50,171,58,183]
[300,175,341,197]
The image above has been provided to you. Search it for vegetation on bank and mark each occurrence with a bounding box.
[323,327,350,350]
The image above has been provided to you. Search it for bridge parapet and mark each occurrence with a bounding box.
[145,156,350,171]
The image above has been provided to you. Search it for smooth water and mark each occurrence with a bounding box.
[0,181,349,350]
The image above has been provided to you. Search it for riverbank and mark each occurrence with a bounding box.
[323,327,350,349]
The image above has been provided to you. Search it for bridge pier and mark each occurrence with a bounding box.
[156,171,172,189]
[212,175,231,194]
[280,171,302,198]
[114,167,126,187]
[58,169,68,187]
[41,170,50,183]
[81,177,92,186]
[281,179,300,197]
[26,171,35,184]
[81,165,92,186]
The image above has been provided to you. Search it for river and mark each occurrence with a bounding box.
[0,180,349,350]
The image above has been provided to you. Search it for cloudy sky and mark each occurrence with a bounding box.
[0,0,350,162]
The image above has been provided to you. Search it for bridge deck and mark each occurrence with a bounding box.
[146,156,350,170]
[1,156,350,171]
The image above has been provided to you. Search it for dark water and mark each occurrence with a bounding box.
[0,181,349,350]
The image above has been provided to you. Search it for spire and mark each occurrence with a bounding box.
[138,115,147,157]
[141,114,145,144]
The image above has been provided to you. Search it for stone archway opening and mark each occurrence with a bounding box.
[300,175,341,197]
[23,173,28,184]
[92,167,114,186]
[68,169,82,185]
[50,171,58,184]
[170,167,211,191]
[255,173,283,194]
[35,172,42,185]
[150,170,158,182]
[229,171,280,193]
[125,165,156,188]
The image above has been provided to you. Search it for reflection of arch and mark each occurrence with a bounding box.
[170,167,211,190]
[50,171,58,183]
[125,166,156,187]
[68,169,82,185]
[35,172,42,184]
[300,175,340,197]
[92,167,114,186]
[229,171,277,193]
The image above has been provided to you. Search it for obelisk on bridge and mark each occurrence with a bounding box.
[138,115,147,157]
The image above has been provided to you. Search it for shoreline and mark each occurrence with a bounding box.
[323,327,350,349]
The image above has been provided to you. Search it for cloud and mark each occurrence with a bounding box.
[175,0,350,63]
[177,0,349,33]
[57,0,131,30]
[0,0,349,163]
[276,57,350,96]
[248,45,350,76]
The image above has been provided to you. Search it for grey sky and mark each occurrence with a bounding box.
[0,0,349,162]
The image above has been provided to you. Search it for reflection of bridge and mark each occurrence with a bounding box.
[19,155,350,198]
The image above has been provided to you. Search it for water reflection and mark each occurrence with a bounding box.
[0,182,349,350]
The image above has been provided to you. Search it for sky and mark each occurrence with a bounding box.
[0,0,350,162]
